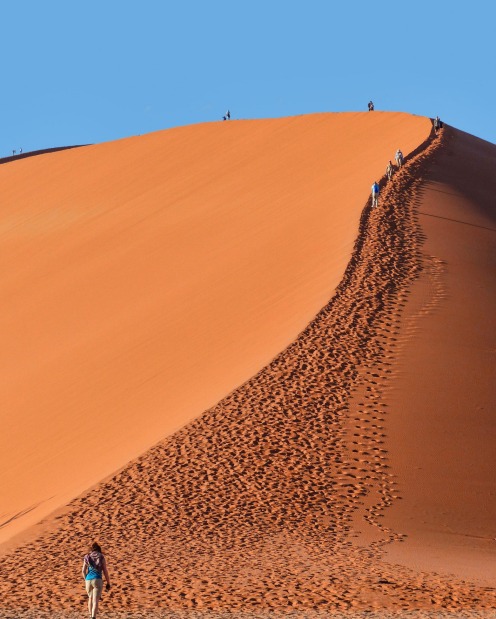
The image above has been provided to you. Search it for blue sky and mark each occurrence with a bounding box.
[1,0,494,153]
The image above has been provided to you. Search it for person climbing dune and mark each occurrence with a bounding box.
[386,160,394,181]
[434,115,443,133]
[371,181,380,207]
[82,542,111,619]
[395,149,404,169]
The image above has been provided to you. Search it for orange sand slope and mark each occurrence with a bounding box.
[0,112,430,544]
[2,123,495,616]
[383,126,496,583]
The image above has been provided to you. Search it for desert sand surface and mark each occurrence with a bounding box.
[0,112,429,545]
[1,611,495,619]
[381,126,496,583]
[1,115,495,617]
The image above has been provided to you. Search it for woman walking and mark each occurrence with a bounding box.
[82,542,111,619]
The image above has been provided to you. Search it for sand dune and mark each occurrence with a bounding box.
[1,114,495,616]
[0,112,429,545]
[382,126,496,583]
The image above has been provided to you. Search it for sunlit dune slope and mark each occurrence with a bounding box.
[0,112,430,544]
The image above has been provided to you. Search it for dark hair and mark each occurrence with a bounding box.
[91,542,102,553]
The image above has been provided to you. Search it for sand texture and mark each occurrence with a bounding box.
[0,115,495,616]
[0,112,429,543]
[0,611,495,619]
[381,126,496,582]
[1,612,496,619]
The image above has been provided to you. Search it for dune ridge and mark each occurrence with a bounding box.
[1,124,495,617]
[381,126,496,584]
[0,112,430,544]
[0,145,86,167]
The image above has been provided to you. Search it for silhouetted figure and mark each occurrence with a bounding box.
[226,110,231,120]
[19,148,22,154]
[222,115,227,121]
[371,181,380,207]
[368,101,374,112]
[434,116,443,133]
[386,160,394,181]
[12,150,16,157]
[395,149,404,169]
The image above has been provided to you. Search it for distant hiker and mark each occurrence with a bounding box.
[19,148,22,154]
[371,181,380,207]
[368,100,374,111]
[386,160,394,181]
[434,116,443,133]
[395,149,404,169]
[82,542,111,619]
[12,149,16,157]
[222,115,227,121]
[226,109,231,120]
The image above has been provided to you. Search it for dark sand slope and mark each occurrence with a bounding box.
[1,126,495,617]
[382,127,496,583]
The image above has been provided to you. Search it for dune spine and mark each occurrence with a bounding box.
[1,125,495,615]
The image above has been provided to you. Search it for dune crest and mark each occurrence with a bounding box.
[0,112,430,544]
[1,119,495,616]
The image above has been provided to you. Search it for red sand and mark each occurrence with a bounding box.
[381,127,496,584]
[0,112,429,545]
[1,114,495,616]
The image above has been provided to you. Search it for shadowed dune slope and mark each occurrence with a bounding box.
[0,112,430,543]
[382,126,496,583]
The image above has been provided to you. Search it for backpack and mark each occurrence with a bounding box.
[85,551,103,572]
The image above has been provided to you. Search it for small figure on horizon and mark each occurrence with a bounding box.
[386,160,394,181]
[368,100,374,112]
[433,116,443,133]
[395,148,404,169]
[12,149,16,157]
[226,109,231,120]
[82,542,111,619]
[222,115,227,121]
[19,148,22,154]
[371,181,380,207]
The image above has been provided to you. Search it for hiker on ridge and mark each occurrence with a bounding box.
[368,100,374,111]
[434,116,443,133]
[371,181,380,207]
[395,149,404,169]
[82,542,111,619]
[226,109,231,120]
[386,160,394,181]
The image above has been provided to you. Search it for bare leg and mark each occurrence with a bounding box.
[91,588,101,618]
